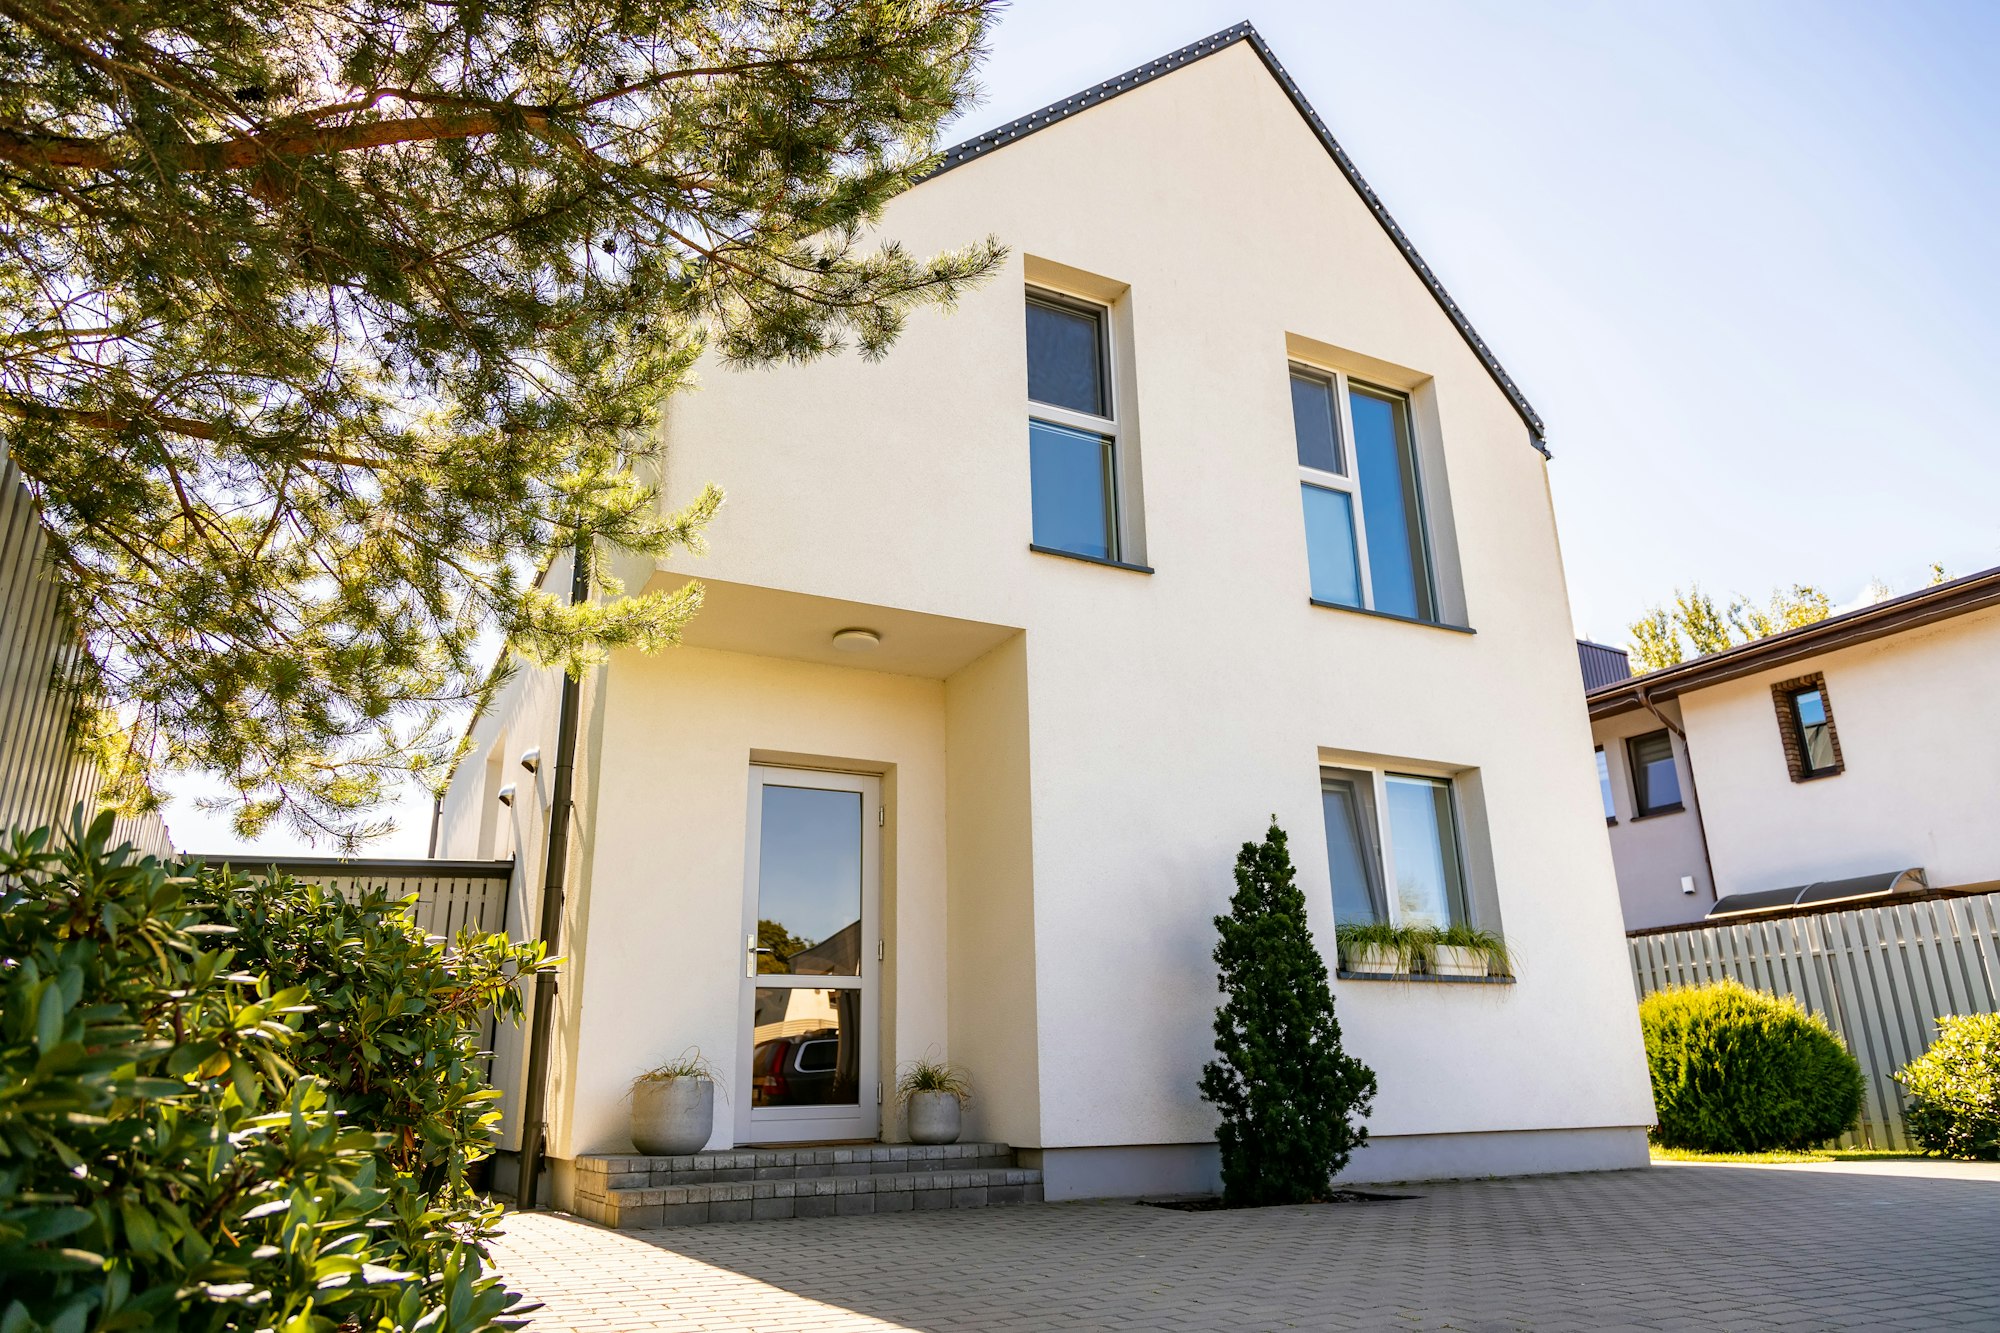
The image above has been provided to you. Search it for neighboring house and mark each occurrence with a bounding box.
[440,22,1653,1209]
[1584,567,2000,933]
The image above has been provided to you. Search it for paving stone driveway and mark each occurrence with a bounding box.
[492,1161,2000,1331]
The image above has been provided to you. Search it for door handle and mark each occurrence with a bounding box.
[746,934,774,977]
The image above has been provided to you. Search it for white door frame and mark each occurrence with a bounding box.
[736,765,881,1145]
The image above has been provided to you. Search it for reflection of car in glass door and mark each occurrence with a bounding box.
[752,1029,846,1106]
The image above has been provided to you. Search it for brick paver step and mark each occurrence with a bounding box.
[570,1144,1039,1229]
[570,1164,1043,1228]
[575,1142,1017,1190]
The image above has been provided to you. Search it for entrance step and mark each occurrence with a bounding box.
[570,1143,1041,1228]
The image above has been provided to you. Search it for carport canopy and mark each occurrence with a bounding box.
[1706,868,1928,920]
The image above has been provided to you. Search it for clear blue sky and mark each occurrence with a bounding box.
[164,0,2000,855]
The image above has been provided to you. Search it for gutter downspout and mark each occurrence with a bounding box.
[517,540,589,1209]
[1636,685,1721,904]
[426,794,443,859]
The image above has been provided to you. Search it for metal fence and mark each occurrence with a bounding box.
[191,855,517,941]
[1629,892,2000,1148]
[0,454,170,854]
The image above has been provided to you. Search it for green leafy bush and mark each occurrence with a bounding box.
[0,812,550,1331]
[1200,820,1377,1206]
[1640,979,1864,1152]
[1896,1013,2000,1160]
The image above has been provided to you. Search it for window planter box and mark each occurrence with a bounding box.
[1339,943,1409,977]
[1430,944,1488,978]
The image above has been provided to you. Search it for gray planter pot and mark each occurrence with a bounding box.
[906,1090,962,1145]
[631,1076,714,1155]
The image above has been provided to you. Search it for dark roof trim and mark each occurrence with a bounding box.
[181,854,515,879]
[928,22,1550,456]
[1589,565,2000,719]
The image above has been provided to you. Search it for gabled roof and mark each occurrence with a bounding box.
[928,22,1550,456]
[1588,564,2000,719]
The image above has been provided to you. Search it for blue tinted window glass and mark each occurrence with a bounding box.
[1385,776,1469,929]
[1030,420,1112,559]
[1026,300,1106,416]
[1321,779,1382,925]
[1290,372,1341,473]
[1350,387,1434,621]
[1794,689,1826,728]
[1301,484,1361,607]
[1596,750,1615,820]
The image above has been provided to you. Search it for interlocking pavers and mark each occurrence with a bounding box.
[493,1161,1999,1332]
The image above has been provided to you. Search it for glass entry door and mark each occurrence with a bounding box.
[737,766,881,1144]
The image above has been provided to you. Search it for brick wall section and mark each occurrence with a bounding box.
[1769,671,1844,782]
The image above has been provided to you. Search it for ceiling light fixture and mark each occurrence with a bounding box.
[831,627,882,652]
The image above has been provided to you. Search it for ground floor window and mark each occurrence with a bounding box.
[1320,766,1472,929]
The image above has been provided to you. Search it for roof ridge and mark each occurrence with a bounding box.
[925,21,1550,454]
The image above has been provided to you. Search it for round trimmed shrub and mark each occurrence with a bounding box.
[1640,979,1864,1152]
[1896,1013,2000,1160]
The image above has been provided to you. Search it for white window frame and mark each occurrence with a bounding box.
[1290,363,1438,620]
[1028,288,1126,561]
[1321,762,1474,930]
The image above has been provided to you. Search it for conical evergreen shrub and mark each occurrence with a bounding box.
[1200,820,1377,1205]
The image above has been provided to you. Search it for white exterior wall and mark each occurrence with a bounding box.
[1678,606,2000,896]
[448,41,1655,1195]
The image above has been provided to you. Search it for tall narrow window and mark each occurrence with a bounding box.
[1351,386,1435,621]
[1384,775,1469,928]
[1321,771,1386,926]
[1791,688,1834,773]
[1628,731,1682,815]
[1774,675,1843,781]
[1595,747,1616,822]
[1288,366,1439,622]
[1320,766,1474,932]
[1027,294,1119,560]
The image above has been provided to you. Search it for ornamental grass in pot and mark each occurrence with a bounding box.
[898,1056,971,1145]
[1431,924,1513,979]
[630,1050,718,1155]
[1333,921,1428,977]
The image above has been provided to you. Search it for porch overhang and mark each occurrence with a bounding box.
[647,571,1019,680]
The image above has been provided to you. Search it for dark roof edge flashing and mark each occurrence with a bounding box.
[925,22,1550,457]
[1589,566,2000,718]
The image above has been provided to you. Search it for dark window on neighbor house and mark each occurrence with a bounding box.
[1772,674,1844,781]
[1628,731,1681,815]
[1596,747,1616,822]
[1027,292,1120,560]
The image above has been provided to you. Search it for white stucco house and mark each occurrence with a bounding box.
[439,22,1654,1217]
[1585,567,2000,933]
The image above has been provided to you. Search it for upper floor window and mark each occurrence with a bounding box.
[1027,293,1121,562]
[1596,747,1616,823]
[1291,366,1438,623]
[1628,730,1682,816]
[1321,767,1471,929]
[1773,674,1843,781]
